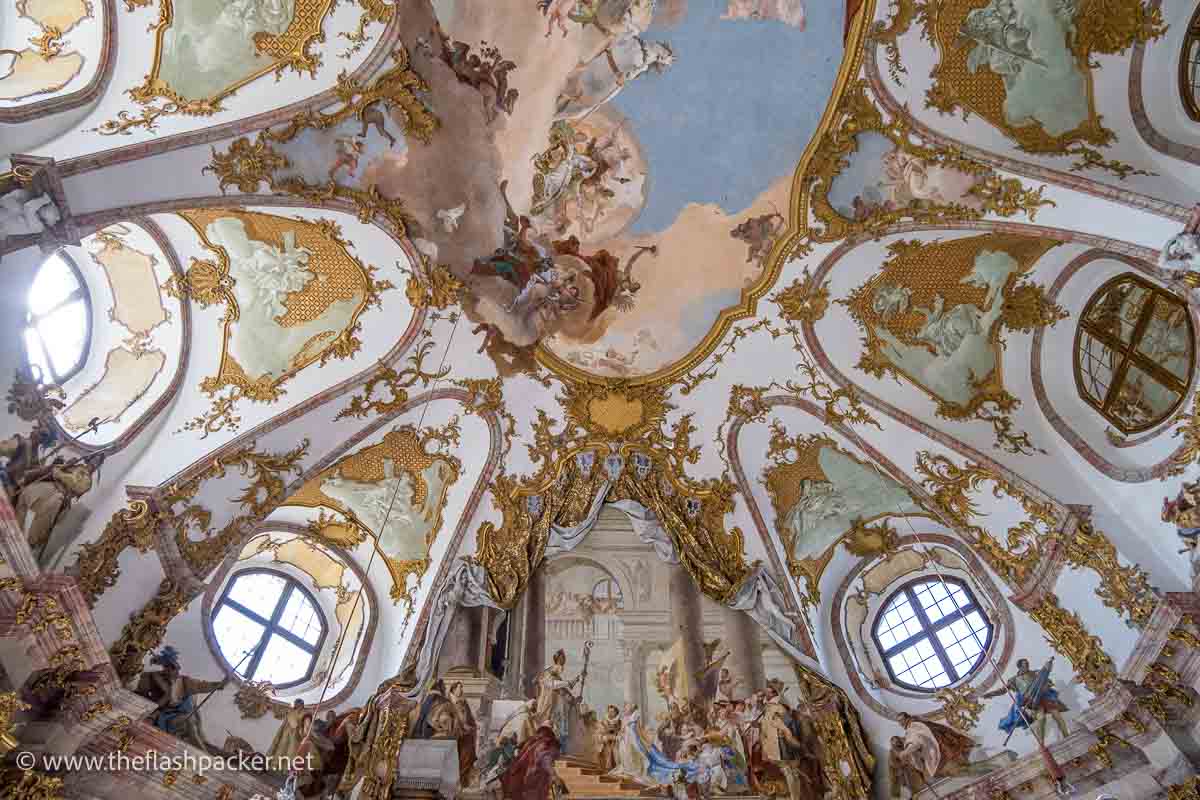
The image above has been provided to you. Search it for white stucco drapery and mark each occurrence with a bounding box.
[402,461,822,698]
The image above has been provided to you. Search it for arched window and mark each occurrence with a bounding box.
[872,577,992,692]
[212,569,327,689]
[591,577,623,611]
[1181,5,1200,121]
[24,252,91,384]
[1074,275,1194,434]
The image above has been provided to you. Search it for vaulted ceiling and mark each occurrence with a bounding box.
[5,0,1200,793]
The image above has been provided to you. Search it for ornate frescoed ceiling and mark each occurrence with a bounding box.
[6,0,1200,798]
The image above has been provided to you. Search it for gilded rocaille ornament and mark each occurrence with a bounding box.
[913,452,1057,588]
[762,424,926,604]
[68,500,158,607]
[283,422,462,606]
[108,579,191,683]
[794,81,1052,251]
[0,768,65,800]
[935,684,983,733]
[841,234,1067,455]
[873,0,1163,179]
[1028,594,1116,695]
[165,211,394,439]
[97,0,337,136]
[0,693,28,756]
[204,48,438,233]
[233,680,278,720]
[471,384,754,612]
[1061,519,1158,629]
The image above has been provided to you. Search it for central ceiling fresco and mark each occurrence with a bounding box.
[205,0,849,382]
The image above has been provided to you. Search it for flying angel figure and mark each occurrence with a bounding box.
[437,204,467,233]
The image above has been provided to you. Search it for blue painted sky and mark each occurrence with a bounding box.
[611,0,844,233]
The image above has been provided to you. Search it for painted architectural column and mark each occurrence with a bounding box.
[437,605,484,674]
[720,604,765,695]
[667,564,706,700]
[522,566,547,698]
[620,639,646,712]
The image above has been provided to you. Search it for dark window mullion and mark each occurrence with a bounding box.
[905,586,960,684]
[219,597,272,628]
[244,582,295,680]
[36,289,85,321]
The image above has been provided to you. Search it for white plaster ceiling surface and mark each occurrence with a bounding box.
[51,221,185,448]
[23,0,386,162]
[0,0,106,108]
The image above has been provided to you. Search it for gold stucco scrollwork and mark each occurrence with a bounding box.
[1060,519,1157,628]
[913,452,1057,587]
[405,264,464,310]
[1028,594,1116,696]
[796,81,1051,250]
[841,234,1067,455]
[472,385,755,611]
[1166,395,1200,478]
[0,768,65,800]
[204,47,438,233]
[283,421,462,607]
[68,500,159,607]
[1166,776,1200,800]
[166,211,393,439]
[935,684,983,733]
[773,269,831,325]
[233,680,277,720]
[900,0,1163,179]
[169,439,311,575]
[108,578,191,684]
[98,0,336,135]
[0,693,28,756]
[336,336,453,421]
[792,667,875,800]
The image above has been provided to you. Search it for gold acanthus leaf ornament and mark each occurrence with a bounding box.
[793,81,1052,252]
[67,499,160,607]
[108,578,192,684]
[98,0,337,135]
[878,0,1163,179]
[0,768,65,800]
[167,439,311,575]
[0,692,29,756]
[773,269,831,324]
[471,386,753,612]
[935,684,983,733]
[1061,519,1158,629]
[204,47,439,234]
[840,234,1067,455]
[167,211,389,439]
[405,264,464,309]
[913,452,1055,588]
[233,680,277,720]
[1028,594,1116,696]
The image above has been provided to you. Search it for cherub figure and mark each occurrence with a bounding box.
[329,137,365,182]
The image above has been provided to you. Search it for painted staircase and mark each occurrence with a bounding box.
[555,756,649,797]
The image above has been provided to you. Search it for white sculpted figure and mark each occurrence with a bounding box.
[0,189,60,237]
[914,295,982,358]
[872,283,912,321]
